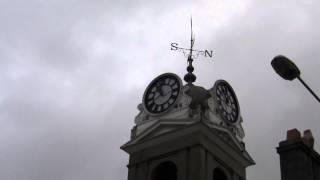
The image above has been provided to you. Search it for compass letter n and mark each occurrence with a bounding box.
[205,50,213,58]
[171,43,178,50]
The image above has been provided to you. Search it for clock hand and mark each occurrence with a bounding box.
[154,92,162,101]
[154,92,160,99]
[226,96,230,104]
[156,86,165,96]
[163,89,172,96]
[154,89,172,102]
[160,86,165,96]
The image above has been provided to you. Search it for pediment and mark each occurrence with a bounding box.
[203,121,246,152]
[123,120,243,152]
[122,119,196,148]
[210,127,243,151]
[121,121,255,166]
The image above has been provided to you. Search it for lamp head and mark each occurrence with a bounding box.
[271,55,300,81]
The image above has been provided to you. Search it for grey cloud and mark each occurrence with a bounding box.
[1,0,320,180]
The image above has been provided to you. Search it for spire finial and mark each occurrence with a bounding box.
[184,17,196,85]
[170,17,214,85]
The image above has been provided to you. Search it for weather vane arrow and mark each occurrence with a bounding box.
[171,17,213,84]
[170,43,213,59]
[170,18,213,59]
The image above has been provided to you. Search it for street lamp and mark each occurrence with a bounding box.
[271,55,320,103]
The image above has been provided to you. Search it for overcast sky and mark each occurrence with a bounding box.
[1,0,320,180]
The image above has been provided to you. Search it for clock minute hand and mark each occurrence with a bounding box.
[154,92,160,100]
[156,86,165,96]
[154,89,171,102]
[162,89,172,97]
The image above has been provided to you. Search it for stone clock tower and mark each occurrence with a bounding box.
[121,23,254,179]
[121,70,255,180]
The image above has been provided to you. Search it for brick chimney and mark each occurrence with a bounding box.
[277,129,320,180]
[302,129,314,148]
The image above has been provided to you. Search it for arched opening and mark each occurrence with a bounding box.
[213,168,227,180]
[151,161,177,180]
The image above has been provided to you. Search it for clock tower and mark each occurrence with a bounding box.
[121,22,254,180]
[121,73,255,180]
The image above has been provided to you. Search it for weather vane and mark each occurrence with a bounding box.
[171,18,213,85]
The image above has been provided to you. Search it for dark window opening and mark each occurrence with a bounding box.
[152,161,177,180]
[213,168,227,180]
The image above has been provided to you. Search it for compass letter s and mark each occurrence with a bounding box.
[171,43,178,50]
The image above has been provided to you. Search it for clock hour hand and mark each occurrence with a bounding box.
[154,92,161,100]
[162,89,172,96]
[156,85,165,96]
[154,88,172,103]
[154,93,161,101]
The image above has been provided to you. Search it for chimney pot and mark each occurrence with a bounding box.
[302,129,314,148]
[286,129,301,140]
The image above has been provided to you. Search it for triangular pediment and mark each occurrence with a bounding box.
[203,121,246,151]
[123,119,244,153]
[121,121,255,166]
[122,119,196,148]
[210,127,243,151]
[139,123,186,142]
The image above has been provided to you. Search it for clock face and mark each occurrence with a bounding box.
[143,73,182,115]
[214,80,239,123]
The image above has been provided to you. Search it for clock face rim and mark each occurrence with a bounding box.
[142,73,182,116]
[214,80,240,124]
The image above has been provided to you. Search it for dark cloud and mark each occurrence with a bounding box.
[0,0,320,180]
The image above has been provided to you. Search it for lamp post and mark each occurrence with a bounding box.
[271,55,320,103]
